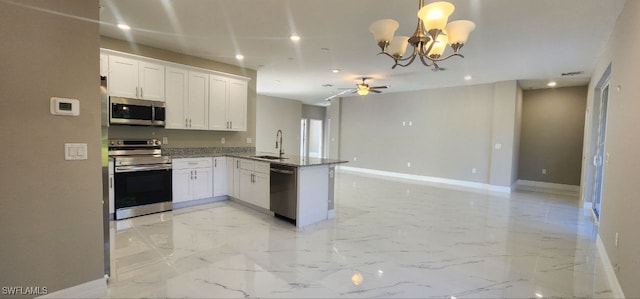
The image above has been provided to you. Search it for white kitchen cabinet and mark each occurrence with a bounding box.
[208,74,248,131]
[108,55,165,101]
[165,69,209,130]
[172,158,213,204]
[212,156,227,197]
[237,159,270,210]
[100,54,108,78]
[227,157,239,198]
[165,67,188,129]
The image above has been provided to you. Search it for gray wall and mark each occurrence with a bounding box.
[0,0,104,295]
[340,84,498,184]
[101,37,258,148]
[512,87,524,184]
[256,95,301,155]
[489,81,520,187]
[518,86,587,185]
[327,99,341,160]
[588,1,640,296]
[301,104,326,120]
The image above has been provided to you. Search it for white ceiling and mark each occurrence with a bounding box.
[99,0,625,105]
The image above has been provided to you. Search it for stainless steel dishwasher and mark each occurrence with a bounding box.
[270,164,297,221]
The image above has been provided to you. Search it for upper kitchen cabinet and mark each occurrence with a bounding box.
[100,54,108,77]
[165,68,209,130]
[107,55,165,101]
[208,74,248,131]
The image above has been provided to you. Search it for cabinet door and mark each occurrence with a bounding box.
[226,157,237,198]
[239,169,254,205]
[188,71,209,130]
[165,67,188,129]
[173,169,193,203]
[213,157,227,197]
[228,79,248,131]
[108,56,138,98]
[100,54,108,78]
[208,74,229,130]
[139,61,165,101]
[253,172,270,210]
[192,167,213,200]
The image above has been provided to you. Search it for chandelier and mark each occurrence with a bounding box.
[369,0,475,69]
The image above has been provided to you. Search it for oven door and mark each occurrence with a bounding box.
[114,166,172,219]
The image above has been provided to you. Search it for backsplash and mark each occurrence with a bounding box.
[163,146,255,156]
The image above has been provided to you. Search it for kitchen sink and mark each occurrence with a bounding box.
[253,155,287,160]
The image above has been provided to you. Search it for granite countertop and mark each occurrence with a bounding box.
[168,152,348,167]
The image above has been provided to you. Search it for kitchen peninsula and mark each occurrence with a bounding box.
[167,149,347,228]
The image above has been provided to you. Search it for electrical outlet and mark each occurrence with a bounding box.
[402,121,406,127]
[472,168,477,174]
[246,137,252,144]
[542,168,547,175]
[408,121,413,126]
[407,162,411,168]
[162,137,168,144]
[495,143,502,150]
[615,232,619,248]
[353,157,357,161]
[221,137,225,144]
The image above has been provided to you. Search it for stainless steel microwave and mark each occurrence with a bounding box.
[109,97,166,127]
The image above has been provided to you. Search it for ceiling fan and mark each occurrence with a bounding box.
[352,77,389,95]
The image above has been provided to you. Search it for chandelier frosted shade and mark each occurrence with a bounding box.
[428,34,448,57]
[417,1,455,32]
[369,19,399,44]
[387,36,410,58]
[445,20,476,45]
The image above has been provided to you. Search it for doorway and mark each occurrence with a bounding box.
[300,118,323,158]
[592,83,609,219]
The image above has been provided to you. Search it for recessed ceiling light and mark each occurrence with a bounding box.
[235,54,244,61]
[117,23,130,30]
[290,35,301,41]
[464,75,472,81]
[547,81,557,87]
[332,69,340,73]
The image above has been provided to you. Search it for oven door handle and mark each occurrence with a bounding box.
[115,165,172,173]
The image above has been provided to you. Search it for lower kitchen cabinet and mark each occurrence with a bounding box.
[212,156,227,197]
[172,158,213,203]
[238,159,270,210]
[227,157,241,198]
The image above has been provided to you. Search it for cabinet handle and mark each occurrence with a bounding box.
[214,159,217,167]
[141,87,144,98]
[185,118,188,127]
[109,177,113,188]
[195,170,197,180]
[237,160,239,168]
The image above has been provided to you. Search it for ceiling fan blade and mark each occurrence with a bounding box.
[369,86,389,89]
[370,89,382,93]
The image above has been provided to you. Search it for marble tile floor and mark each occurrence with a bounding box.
[105,172,613,298]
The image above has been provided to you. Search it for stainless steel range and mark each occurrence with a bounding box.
[109,139,172,220]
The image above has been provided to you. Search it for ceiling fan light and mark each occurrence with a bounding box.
[445,20,476,45]
[369,19,399,44]
[357,88,369,96]
[387,36,410,58]
[417,1,455,32]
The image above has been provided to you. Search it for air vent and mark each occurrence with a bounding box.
[322,84,333,88]
[561,71,584,76]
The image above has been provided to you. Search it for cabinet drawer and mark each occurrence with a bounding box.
[173,157,212,170]
[254,161,270,174]
[239,159,255,171]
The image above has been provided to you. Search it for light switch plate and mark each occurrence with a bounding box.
[65,143,88,160]
[246,137,252,144]
[495,143,502,150]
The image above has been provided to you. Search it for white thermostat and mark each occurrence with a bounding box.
[50,97,80,116]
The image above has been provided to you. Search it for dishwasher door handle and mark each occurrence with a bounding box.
[270,168,295,175]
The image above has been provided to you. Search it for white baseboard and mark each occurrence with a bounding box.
[37,277,107,299]
[596,235,625,298]
[338,166,512,193]
[514,179,579,196]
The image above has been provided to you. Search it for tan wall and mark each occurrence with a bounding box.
[0,0,104,296]
[589,1,640,296]
[489,81,520,187]
[518,86,587,185]
[101,36,257,148]
[256,95,301,155]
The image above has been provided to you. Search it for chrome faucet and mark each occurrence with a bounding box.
[275,129,284,157]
